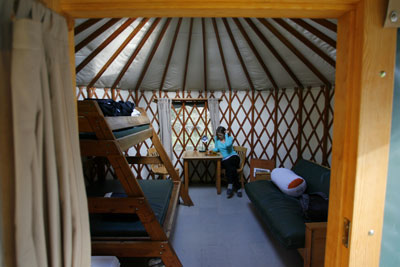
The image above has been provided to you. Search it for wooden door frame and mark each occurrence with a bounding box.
[48,0,396,266]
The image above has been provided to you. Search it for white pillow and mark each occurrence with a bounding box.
[271,168,307,197]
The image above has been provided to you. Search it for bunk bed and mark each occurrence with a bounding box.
[78,100,193,267]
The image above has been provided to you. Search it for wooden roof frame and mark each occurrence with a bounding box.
[50,0,396,266]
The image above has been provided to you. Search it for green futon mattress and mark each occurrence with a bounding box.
[87,179,173,237]
[245,180,305,249]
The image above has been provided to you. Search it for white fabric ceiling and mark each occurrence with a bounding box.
[75,17,336,91]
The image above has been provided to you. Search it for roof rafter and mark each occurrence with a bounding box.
[111,18,161,90]
[244,18,303,88]
[86,18,149,89]
[75,18,120,52]
[233,18,278,89]
[76,18,136,74]
[134,18,172,91]
[273,18,335,68]
[311,19,337,33]
[211,18,232,90]
[222,18,255,91]
[258,18,331,86]
[74,18,101,35]
[202,18,207,91]
[182,18,194,92]
[159,18,183,91]
[290,19,336,48]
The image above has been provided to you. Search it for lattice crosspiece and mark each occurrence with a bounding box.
[76,87,333,183]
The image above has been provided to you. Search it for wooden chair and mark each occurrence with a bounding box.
[221,146,247,189]
[147,147,179,180]
[78,100,193,267]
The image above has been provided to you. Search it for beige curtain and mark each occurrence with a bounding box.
[10,1,91,266]
[157,98,173,161]
[207,98,220,136]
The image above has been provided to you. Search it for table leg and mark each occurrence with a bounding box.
[216,159,221,194]
[184,159,189,195]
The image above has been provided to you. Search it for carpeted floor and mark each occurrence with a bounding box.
[116,184,303,267]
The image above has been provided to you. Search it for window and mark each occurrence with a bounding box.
[171,103,213,153]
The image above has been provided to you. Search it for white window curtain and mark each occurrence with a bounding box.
[9,1,91,266]
[208,98,220,136]
[157,98,173,161]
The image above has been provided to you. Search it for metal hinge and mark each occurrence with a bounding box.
[342,217,351,248]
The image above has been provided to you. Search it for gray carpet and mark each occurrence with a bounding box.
[120,185,303,267]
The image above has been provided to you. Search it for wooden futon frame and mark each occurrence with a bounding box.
[78,100,193,267]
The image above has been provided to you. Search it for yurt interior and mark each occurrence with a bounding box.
[1,1,398,267]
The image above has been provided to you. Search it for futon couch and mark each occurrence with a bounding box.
[245,159,330,267]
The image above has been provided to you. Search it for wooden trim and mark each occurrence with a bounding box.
[87,18,148,88]
[111,18,161,90]
[258,18,331,86]
[163,181,181,238]
[76,18,135,73]
[125,156,162,164]
[75,18,120,52]
[59,1,355,18]
[159,18,182,91]
[134,18,172,91]
[244,18,303,89]
[304,222,327,267]
[325,1,396,266]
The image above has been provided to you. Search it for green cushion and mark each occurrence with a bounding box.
[245,180,305,248]
[87,179,173,237]
[291,159,331,196]
[80,124,150,140]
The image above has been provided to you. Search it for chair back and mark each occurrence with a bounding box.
[148,147,168,175]
[233,146,247,172]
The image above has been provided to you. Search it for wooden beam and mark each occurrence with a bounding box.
[202,18,207,92]
[76,18,135,73]
[290,18,336,48]
[182,18,193,92]
[244,18,303,89]
[326,0,396,266]
[159,18,182,91]
[273,18,336,68]
[233,18,278,89]
[134,18,172,91]
[87,18,148,89]
[222,18,255,91]
[74,18,101,35]
[75,18,120,52]
[257,18,331,86]
[59,0,357,18]
[111,18,161,90]
[211,18,232,90]
[311,18,337,33]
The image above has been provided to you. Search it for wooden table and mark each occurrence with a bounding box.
[182,150,223,194]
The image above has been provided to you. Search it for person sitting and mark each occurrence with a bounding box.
[213,126,241,198]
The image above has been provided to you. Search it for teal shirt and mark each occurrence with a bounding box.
[213,134,238,160]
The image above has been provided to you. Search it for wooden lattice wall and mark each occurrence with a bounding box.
[77,86,334,183]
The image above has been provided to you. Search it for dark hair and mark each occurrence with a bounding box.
[216,126,226,137]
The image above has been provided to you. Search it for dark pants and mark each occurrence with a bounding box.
[222,155,241,190]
